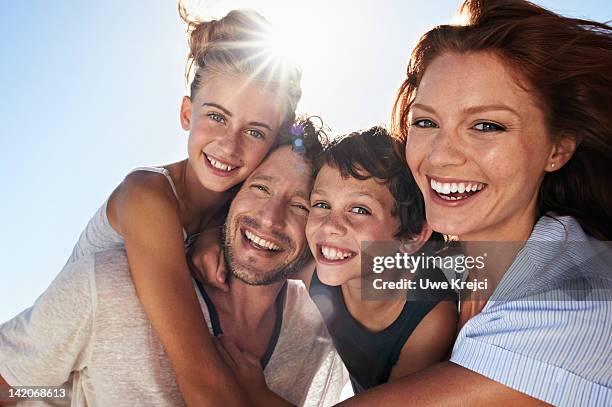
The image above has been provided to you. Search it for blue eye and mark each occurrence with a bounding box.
[350,206,370,215]
[412,119,438,128]
[208,112,226,124]
[312,202,330,210]
[473,122,505,132]
[246,129,265,140]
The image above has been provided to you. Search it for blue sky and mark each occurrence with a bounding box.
[1,0,609,322]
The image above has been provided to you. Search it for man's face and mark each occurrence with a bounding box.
[223,146,313,285]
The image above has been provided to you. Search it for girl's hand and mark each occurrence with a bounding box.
[214,335,268,394]
[215,336,294,406]
[215,335,293,407]
[189,226,230,292]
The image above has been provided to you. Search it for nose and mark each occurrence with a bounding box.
[259,196,286,230]
[320,210,348,237]
[216,127,243,158]
[427,126,466,168]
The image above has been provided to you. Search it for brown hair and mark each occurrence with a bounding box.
[178,3,302,128]
[313,127,444,247]
[392,0,612,240]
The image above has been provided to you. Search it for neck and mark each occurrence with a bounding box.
[167,159,233,233]
[461,240,524,300]
[459,196,539,242]
[341,275,406,332]
[208,276,285,331]
[458,204,539,303]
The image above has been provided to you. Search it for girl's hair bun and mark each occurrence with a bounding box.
[178,3,302,117]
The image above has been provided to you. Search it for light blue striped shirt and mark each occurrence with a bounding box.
[450,215,612,406]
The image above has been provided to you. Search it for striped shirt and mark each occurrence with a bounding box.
[450,215,612,406]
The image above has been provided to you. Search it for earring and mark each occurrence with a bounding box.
[551,163,555,168]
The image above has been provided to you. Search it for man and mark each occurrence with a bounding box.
[0,145,348,406]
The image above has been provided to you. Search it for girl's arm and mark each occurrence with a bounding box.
[0,374,13,406]
[388,300,458,380]
[108,172,248,406]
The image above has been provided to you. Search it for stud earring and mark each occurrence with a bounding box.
[551,163,555,168]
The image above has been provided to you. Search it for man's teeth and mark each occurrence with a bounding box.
[321,246,354,261]
[206,155,235,171]
[430,179,484,199]
[244,229,280,251]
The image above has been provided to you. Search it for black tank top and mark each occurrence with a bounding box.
[309,267,457,393]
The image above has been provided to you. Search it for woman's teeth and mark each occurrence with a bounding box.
[430,179,485,200]
[245,229,280,251]
[321,245,354,261]
[206,154,235,172]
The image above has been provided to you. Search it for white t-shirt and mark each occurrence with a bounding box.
[0,249,348,406]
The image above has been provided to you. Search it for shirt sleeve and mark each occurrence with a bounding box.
[450,298,612,407]
[0,257,95,386]
[301,348,351,407]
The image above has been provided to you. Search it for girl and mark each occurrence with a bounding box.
[68,5,302,406]
[341,0,612,405]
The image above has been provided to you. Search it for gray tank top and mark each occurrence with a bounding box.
[67,167,187,264]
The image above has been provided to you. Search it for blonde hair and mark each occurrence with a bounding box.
[178,4,302,123]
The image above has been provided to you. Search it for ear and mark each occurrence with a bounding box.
[180,95,192,131]
[546,136,577,172]
[399,222,433,254]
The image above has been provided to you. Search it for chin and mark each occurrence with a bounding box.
[426,208,472,237]
[202,177,238,193]
[316,266,349,287]
[233,267,286,286]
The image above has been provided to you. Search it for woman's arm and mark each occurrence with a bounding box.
[340,361,550,406]
[389,300,457,379]
[108,172,248,406]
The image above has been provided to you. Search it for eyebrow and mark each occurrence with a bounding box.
[310,188,329,197]
[252,174,310,201]
[202,102,232,116]
[411,102,519,117]
[294,190,310,201]
[311,188,383,205]
[410,103,437,115]
[201,102,273,131]
[350,191,378,200]
[251,174,275,183]
[463,104,519,117]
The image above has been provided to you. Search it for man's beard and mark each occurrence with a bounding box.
[222,215,312,286]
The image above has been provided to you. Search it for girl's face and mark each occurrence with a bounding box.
[306,164,401,286]
[181,72,285,192]
[406,51,562,241]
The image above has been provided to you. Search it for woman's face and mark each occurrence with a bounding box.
[181,72,285,192]
[405,51,557,241]
[306,164,400,286]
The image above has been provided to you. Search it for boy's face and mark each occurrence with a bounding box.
[306,164,401,286]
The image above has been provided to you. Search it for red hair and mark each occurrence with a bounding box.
[392,0,612,239]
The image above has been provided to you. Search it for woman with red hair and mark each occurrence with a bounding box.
[341,0,612,405]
